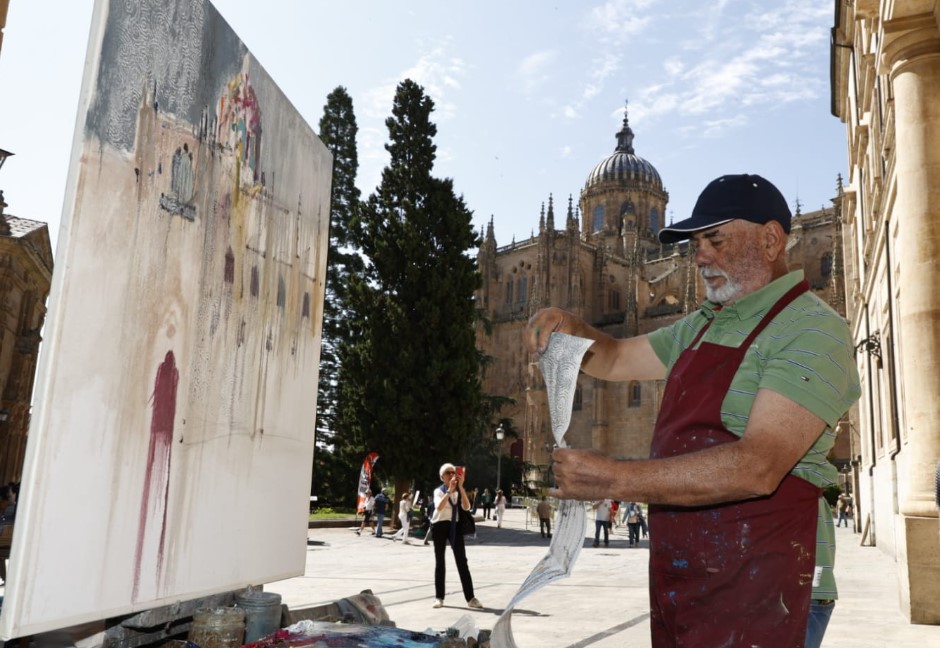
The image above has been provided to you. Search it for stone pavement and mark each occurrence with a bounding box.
[271,507,940,648]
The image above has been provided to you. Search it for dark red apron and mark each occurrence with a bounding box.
[648,280,819,648]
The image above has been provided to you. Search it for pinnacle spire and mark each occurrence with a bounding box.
[615,99,635,154]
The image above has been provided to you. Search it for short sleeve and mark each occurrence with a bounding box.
[758,311,861,426]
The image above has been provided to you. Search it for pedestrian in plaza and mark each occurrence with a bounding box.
[525,173,861,647]
[480,488,494,520]
[391,491,414,544]
[536,496,553,538]
[494,489,507,528]
[373,488,391,537]
[626,502,642,547]
[430,463,482,610]
[355,489,374,536]
[837,492,853,528]
[592,499,611,547]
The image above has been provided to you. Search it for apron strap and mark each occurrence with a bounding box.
[741,279,809,347]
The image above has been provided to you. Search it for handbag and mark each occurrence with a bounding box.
[458,507,476,536]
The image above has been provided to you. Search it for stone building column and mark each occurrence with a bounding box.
[882,25,940,623]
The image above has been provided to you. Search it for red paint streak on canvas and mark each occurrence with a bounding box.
[132,351,179,601]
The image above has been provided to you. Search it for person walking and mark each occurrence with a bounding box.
[480,488,493,520]
[536,496,553,538]
[373,488,390,537]
[355,489,374,536]
[626,502,642,547]
[592,499,612,547]
[837,492,853,528]
[494,489,507,528]
[391,491,414,544]
[638,503,648,539]
[525,173,861,647]
[430,463,482,610]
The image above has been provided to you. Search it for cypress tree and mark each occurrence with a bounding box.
[343,79,483,500]
[312,86,364,507]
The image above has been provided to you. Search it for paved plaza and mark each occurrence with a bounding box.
[2,507,938,646]
[271,507,940,648]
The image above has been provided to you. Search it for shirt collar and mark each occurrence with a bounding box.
[700,270,805,321]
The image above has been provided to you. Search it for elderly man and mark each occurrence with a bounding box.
[525,174,860,648]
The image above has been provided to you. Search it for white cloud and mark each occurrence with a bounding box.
[360,38,465,122]
[399,38,466,121]
[517,50,557,94]
[696,0,731,43]
[567,50,621,116]
[663,57,684,77]
[700,114,749,138]
[624,0,830,135]
[585,0,654,37]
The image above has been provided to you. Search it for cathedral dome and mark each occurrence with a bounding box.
[584,111,663,192]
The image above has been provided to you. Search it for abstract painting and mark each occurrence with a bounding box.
[0,0,332,638]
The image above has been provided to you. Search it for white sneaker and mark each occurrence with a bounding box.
[433,599,444,609]
[467,598,483,609]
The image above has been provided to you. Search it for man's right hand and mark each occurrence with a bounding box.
[524,307,575,355]
[524,306,666,382]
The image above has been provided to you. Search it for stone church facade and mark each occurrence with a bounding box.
[831,0,940,625]
[475,112,847,492]
[0,193,54,484]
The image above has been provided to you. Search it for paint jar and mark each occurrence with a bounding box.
[235,590,283,643]
[188,607,245,648]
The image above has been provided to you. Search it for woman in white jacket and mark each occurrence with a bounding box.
[494,489,507,528]
[391,491,413,544]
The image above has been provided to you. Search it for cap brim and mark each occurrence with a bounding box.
[657,217,734,244]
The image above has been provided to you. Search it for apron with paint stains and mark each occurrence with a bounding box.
[648,280,819,648]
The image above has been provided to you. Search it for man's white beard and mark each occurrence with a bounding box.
[701,268,742,304]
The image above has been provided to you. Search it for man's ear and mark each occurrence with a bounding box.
[762,221,787,260]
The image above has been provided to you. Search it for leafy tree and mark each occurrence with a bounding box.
[312,86,364,506]
[340,79,483,504]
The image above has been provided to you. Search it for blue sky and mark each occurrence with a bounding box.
[0,0,844,252]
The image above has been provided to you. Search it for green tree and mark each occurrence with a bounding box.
[341,79,483,504]
[312,86,364,506]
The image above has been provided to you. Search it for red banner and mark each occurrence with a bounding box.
[356,452,380,513]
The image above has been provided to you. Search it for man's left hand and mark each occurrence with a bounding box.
[549,448,620,501]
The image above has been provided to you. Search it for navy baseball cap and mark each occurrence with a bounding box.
[658,173,792,244]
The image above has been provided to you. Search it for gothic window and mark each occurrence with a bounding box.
[593,204,605,232]
[628,381,641,408]
[649,206,660,233]
[224,246,235,284]
[277,276,286,309]
[821,253,833,278]
[573,385,583,411]
[505,280,514,304]
[518,275,528,303]
[17,291,35,334]
[608,289,621,311]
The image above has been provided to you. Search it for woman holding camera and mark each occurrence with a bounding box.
[430,462,482,610]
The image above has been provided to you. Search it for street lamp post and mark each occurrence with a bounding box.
[495,425,505,492]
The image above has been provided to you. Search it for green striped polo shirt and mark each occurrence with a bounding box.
[648,269,861,599]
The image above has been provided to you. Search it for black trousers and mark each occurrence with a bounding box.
[432,521,476,601]
[539,516,551,537]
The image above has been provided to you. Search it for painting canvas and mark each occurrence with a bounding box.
[0,0,332,638]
